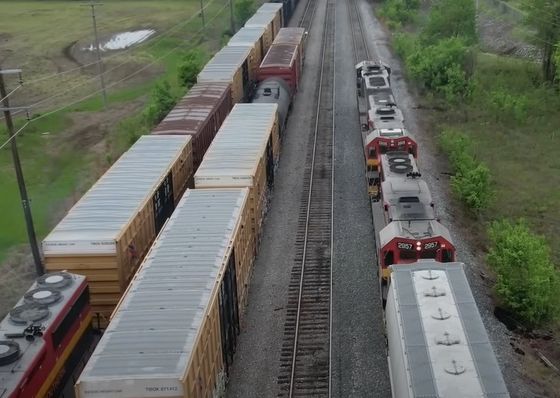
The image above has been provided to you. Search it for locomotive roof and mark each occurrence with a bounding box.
[369,105,404,127]
[382,179,433,207]
[380,153,419,180]
[195,103,278,187]
[379,218,452,247]
[198,46,252,82]
[42,135,191,255]
[365,127,413,147]
[152,82,230,135]
[387,202,435,222]
[388,262,510,397]
[76,189,249,397]
[0,273,86,396]
[367,92,396,108]
[228,26,266,47]
[355,60,391,78]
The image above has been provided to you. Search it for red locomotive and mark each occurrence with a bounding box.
[0,272,93,398]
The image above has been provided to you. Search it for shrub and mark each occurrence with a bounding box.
[487,89,528,123]
[235,0,256,26]
[406,37,473,101]
[421,0,477,45]
[143,80,176,127]
[393,32,418,59]
[381,0,419,26]
[439,130,493,211]
[178,49,205,88]
[487,219,560,327]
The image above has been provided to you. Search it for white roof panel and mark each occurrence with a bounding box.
[194,103,278,187]
[197,46,252,82]
[228,26,266,47]
[256,3,283,13]
[245,12,277,28]
[42,135,190,255]
[76,188,249,398]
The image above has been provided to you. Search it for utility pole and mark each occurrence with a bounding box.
[83,1,107,108]
[0,70,44,276]
[199,0,206,31]
[229,0,235,34]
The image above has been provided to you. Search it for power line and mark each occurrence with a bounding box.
[22,0,221,87]
[0,0,231,151]
[0,84,23,103]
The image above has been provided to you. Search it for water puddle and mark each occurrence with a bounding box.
[83,29,155,52]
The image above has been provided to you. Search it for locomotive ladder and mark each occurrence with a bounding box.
[277,0,335,397]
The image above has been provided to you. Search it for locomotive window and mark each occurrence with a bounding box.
[441,249,453,263]
[384,251,394,266]
[368,148,376,158]
[419,250,437,259]
[52,287,90,348]
[399,250,417,260]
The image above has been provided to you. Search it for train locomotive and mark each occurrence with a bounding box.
[356,60,456,301]
[0,272,93,398]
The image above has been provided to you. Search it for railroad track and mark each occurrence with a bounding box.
[299,0,319,30]
[277,1,335,397]
[348,0,370,62]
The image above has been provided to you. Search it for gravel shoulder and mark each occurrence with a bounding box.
[225,1,327,396]
[330,0,390,396]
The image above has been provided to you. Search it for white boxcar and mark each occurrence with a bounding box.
[75,188,254,398]
[194,103,280,240]
[386,261,510,398]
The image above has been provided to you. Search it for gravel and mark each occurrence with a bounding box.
[358,0,540,396]
[225,1,328,397]
[330,0,391,396]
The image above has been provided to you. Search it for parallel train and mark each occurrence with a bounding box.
[2,2,302,398]
[356,61,510,396]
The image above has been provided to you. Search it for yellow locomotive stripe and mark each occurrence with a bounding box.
[36,312,93,398]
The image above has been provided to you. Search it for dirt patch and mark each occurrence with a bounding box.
[0,247,36,318]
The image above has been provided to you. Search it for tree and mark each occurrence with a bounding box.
[235,0,256,26]
[421,0,477,45]
[143,80,176,127]
[178,49,205,88]
[487,220,560,327]
[525,0,560,82]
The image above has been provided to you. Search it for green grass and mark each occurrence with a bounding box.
[0,0,234,263]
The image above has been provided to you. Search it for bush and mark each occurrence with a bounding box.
[143,80,176,127]
[406,37,473,101]
[381,0,419,26]
[178,49,205,88]
[393,32,418,59]
[235,0,256,26]
[439,130,493,211]
[487,219,560,327]
[421,0,477,45]
[486,89,528,123]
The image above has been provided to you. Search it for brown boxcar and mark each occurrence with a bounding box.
[42,135,193,328]
[151,82,232,169]
[273,27,306,67]
[76,188,254,398]
[194,104,280,243]
[257,43,301,94]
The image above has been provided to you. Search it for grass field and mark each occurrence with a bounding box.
[0,0,235,266]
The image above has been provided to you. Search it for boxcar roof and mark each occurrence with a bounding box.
[198,46,252,82]
[195,103,278,186]
[273,27,305,46]
[152,82,230,136]
[42,135,191,255]
[261,43,298,67]
[256,2,283,13]
[245,11,278,28]
[228,26,266,47]
[389,262,510,397]
[76,188,249,395]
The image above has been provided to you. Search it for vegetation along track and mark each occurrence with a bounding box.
[348,0,370,62]
[277,1,335,397]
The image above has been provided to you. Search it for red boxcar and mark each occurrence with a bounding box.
[257,43,301,94]
[152,82,232,169]
[273,27,306,66]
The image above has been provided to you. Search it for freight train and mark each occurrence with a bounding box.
[1,3,303,398]
[356,60,510,397]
